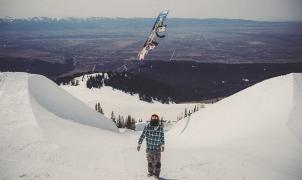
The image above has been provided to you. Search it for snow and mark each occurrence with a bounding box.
[60,74,198,123]
[169,73,300,146]
[288,74,302,142]
[0,72,129,179]
[168,73,302,179]
[1,72,302,180]
[28,75,118,132]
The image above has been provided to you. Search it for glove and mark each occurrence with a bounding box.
[137,144,141,151]
[160,145,164,152]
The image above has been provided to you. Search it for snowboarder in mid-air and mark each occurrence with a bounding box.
[138,10,169,60]
[137,114,165,179]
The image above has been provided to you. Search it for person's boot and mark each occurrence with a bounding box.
[147,173,153,177]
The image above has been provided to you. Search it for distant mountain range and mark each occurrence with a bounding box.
[1,17,299,31]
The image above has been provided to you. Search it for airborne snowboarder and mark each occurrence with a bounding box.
[137,114,165,179]
[138,10,169,60]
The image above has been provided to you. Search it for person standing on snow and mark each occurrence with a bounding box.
[137,114,165,179]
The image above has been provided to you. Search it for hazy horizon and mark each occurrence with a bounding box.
[1,0,302,21]
[1,16,302,23]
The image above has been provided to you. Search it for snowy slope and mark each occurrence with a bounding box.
[169,73,302,145]
[0,72,132,179]
[168,73,302,179]
[60,74,198,122]
[1,72,302,180]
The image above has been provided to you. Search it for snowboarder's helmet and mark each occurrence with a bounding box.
[151,114,159,121]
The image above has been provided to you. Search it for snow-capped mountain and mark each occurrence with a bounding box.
[0,72,301,179]
[0,16,112,23]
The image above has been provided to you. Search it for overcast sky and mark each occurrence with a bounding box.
[1,0,302,21]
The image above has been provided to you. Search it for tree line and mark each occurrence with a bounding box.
[176,104,204,121]
[95,102,136,130]
[86,72,177,104]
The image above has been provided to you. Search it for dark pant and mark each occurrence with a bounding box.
[146,151,161,176]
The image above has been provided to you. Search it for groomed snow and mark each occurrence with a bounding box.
[0,72,302,180]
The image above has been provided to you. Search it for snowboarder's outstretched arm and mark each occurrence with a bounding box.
[137,126,147,151]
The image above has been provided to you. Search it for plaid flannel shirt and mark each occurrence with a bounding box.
[138,124,165,152]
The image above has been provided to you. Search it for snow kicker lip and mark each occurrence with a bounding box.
[28,74,118,132]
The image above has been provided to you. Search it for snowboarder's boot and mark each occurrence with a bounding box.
[147,173,153,177]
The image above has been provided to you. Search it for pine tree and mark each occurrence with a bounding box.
[160,117,164,127]
[111,111,116,124]
[130,117,136,130]
[97,103,100,112]
[120,116,125,128]
[95,102,104,115]
[71,79,75,86]
[125,115,132,129]
[116,115,122,128]
[184,108,188,118]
